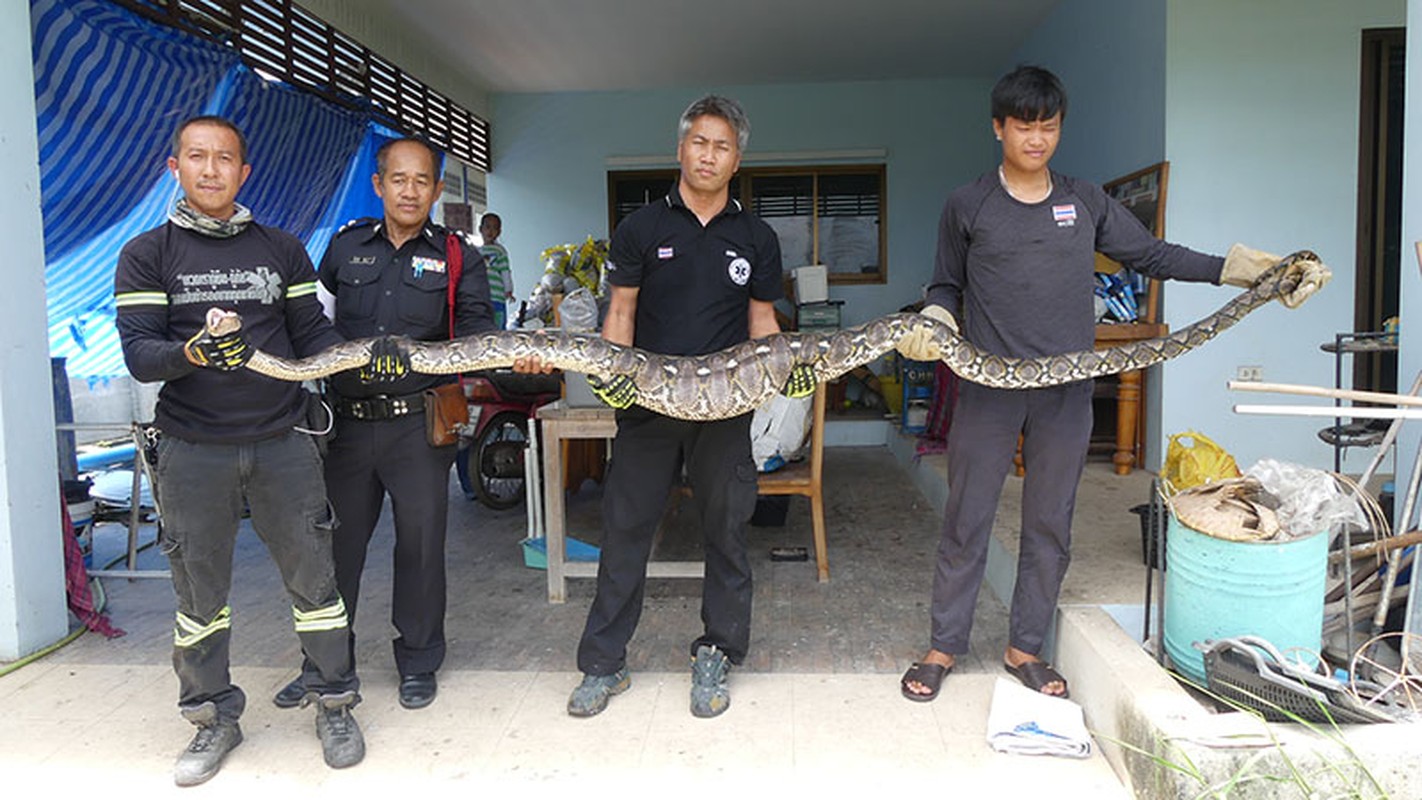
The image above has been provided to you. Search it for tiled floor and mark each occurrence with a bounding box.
[1,444,1147,793]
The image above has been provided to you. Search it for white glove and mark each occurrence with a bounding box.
[1220,243,1332,309]
[896,304,958,362]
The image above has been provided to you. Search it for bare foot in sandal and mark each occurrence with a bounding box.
[1004,646,1068,698]
[901,649,955,701]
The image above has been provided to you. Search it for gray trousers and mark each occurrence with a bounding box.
[929,380,1093,657]
[156,432,355,722]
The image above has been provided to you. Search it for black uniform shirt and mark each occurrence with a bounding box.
[926,171,1224,360]
[606,183,783,356]
[318,218,495,398]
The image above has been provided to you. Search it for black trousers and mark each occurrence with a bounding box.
[314,411,458,678]
[929,380,1093,658]
[576,409,759,676]
[155,432,355,722]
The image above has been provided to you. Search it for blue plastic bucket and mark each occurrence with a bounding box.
[1163,514,1327,685]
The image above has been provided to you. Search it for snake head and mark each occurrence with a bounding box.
[205,307,243,336]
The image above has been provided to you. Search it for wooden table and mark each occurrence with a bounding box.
[535,402,705,603]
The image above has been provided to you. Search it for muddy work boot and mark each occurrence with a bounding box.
[690,644,732,718]
[174,701,243,787]
[566,667,631,717]
[312,691,365,769]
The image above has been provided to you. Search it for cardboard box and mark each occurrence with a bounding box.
[794,265,829,304]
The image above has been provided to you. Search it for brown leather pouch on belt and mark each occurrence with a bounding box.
[423,382,469,447]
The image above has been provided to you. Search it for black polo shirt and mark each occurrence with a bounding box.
[606,184,783,356]
[317,218,495,398]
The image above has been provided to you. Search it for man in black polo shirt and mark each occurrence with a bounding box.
[272,137,494,711]
[564,95,808,719]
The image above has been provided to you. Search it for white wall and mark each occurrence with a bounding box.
[2,0,67,659]
[488,79,996,328]
[1400,1,1421,516]
[1162,0,1405,472]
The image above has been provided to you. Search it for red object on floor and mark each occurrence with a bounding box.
[60,490,125,639]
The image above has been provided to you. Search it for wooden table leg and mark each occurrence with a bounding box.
[541,422,568,603]
[1113,369,1142,475]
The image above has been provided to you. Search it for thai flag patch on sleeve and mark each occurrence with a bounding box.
[658,246,675,259]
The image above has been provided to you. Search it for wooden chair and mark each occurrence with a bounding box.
[756,382,829,582]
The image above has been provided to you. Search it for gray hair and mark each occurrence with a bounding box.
[677,95,750,151]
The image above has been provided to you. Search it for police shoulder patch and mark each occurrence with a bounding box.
[337,216,378,234]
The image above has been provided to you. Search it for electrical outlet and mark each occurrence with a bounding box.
[1236,365,1264,382]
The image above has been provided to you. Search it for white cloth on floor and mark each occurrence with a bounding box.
[986,677,1093,758]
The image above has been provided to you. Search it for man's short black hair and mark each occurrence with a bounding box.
[375,136,443,177]
[170,115,248,163]
[990,66,1068,124]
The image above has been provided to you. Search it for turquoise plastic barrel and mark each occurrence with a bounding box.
[1163,514,1327,685]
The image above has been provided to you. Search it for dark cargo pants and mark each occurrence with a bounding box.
[156,431,356,722]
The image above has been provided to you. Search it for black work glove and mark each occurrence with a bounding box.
[587,374,636,410]
[782,363,817,399]
[359,336,411,384]
[184,327,252,371]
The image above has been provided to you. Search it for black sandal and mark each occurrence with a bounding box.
[900,661,952,702]
[1004,660,1070,699]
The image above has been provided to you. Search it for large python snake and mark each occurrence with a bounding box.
[208,257,1306,421]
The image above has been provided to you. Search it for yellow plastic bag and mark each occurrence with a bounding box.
[1163,430,1241,495]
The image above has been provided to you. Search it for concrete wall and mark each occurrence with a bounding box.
[487,79,996,329]
[1012,0,1408,473]
[2,0,67,660]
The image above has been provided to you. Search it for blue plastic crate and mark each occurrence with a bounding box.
[521,536,601,570]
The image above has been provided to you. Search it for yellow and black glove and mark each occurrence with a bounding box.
[782,363,817,399]
[184,327,252,371]
[588,374,636,410]
[359,336,411,384]
[1219,244,1332,309]
[896,304,958,362]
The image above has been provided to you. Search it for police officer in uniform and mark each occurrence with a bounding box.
[274,137,494,711]
[557,95,815,720]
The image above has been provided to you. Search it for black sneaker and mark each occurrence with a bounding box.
[690,645,731,718]
[174,702,243,787]
[313,691,365,769]
[272,676,307,709]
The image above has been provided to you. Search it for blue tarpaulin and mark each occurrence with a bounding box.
[33,0,397,377]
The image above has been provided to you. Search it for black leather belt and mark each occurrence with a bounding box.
[332,392,425,421]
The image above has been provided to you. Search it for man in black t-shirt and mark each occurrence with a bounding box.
[895,67,1330,703]
[559,95,809,719]
[114,116,371,785]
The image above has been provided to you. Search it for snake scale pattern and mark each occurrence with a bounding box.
[214,258,1304,422]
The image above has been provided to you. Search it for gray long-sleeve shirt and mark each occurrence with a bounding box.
[925,171,1224,359]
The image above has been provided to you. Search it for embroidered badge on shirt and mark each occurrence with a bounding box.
[658,246,675,260]
[412,256,447,278]
[1052,204,1077,227]
[728,257,751,286]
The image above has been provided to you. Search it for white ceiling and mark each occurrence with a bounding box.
[372,0,1060,93]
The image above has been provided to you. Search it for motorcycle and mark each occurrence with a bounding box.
[455,369,562,510]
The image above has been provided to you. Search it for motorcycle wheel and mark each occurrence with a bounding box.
[471,411,528,510]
